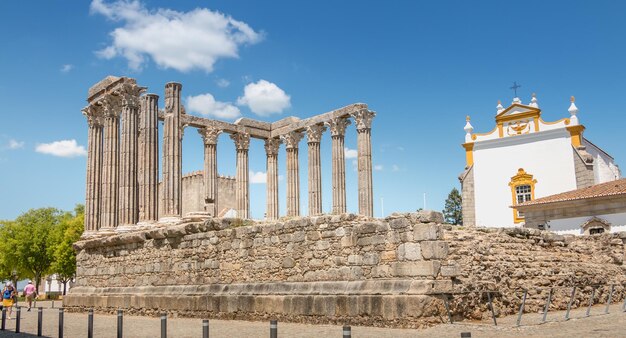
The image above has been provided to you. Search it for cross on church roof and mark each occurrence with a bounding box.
[510,81,521,97]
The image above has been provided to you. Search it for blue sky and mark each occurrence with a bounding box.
[1,1,625,220]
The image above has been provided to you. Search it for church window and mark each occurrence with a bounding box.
[580,217,611,235]
[509,168,537,224]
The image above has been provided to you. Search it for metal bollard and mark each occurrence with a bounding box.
[586,287,596,317]
[117,309,123,338]
[202,319,209,338]
[88,309,94,338]
[516,290,527,326]
[565,287,576,320]
[15,306,21,333]
[38,307,43,337]
[343,325,351,338]
[161,313,167,338]
[270,320,278,338]
[486,292,497,326]
[542,288,552,323]
[58,308,64,338]
[444,297,453,324]
[52,300,55,309]
[1,307,5,330]
[460,333,472,338]
[605,285,614,314]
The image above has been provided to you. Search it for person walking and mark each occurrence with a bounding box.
[2,282,17,320]
[23,280,37,311]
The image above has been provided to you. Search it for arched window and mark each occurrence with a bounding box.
[509,168,537,223]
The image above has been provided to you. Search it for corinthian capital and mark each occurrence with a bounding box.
[122,93,140,109]
[230,132,250,150]
[264,138,281,156]
[306,124,326,143]
[98,95,122,119]
[350,109,376,131]
[325,117,351,137]
[199,126,222,145]
[280,131,304,149]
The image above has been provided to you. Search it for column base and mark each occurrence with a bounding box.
[97,227,117,236]
[183,212,212,222]
[158,216,183,226]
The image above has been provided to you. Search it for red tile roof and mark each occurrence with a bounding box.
[516,178,626,207]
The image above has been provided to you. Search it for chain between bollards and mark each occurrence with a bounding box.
[605,285,614,314]
[270,320,278,338]
[88,308,94,338]
[202,319,209,338]
[516,290,527,326]
[486,292,497,326]
[38,307,43,337]
[343,325,351,338]
[586,287,596,317]
[542,288,552,323]
[58,308,64,338]
[565,286,576,320]
[15,306,21,333]
[161,312,167,338]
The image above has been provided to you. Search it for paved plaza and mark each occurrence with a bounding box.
[0,301,624,337]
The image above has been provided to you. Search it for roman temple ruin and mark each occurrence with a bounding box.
[81,76,375,234]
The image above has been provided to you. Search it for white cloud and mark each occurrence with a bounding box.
[344,147,358,159]
[216,78,230,88]
[392,164,400,172]
[90,0,263,72]
[186,93,240,119]
[250,170,267,184]
[237,80,291,116]
[60,64,74,73]
[36,140,87,158]
[374,164,383,171]
[7,139,24,150]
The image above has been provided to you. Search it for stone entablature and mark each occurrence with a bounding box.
[82,76,376,236]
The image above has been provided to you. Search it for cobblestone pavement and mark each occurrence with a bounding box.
[0,301,625,337]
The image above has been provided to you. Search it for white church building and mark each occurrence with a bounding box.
[459,94,620,229]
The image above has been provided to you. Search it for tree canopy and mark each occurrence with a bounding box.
[0,205,84,293]
[443,187,463,225]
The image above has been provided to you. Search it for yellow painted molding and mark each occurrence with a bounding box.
[462,142,474,166]
[566,125,585,147]
[508,168,537,224]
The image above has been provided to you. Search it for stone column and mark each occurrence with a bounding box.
[161,82,183,222]
[100,96,122,231]
[351,109,376,217]
[199,126,221,217]
[325,117,350,214]
[306,124,326,216]
[231,132,250,219]
[82,106,103,233]
[118,93,140,226]
[281,131,304,217]
[265,138,281,220]
[138,94,159,223]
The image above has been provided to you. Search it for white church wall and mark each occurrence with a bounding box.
[473,129,577,228]
[582,139,620,183]
[547,212,626,235]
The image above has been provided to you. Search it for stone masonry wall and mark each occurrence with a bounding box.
[158,172,236,218]
[445,226,626,320]
[66,212,456,328]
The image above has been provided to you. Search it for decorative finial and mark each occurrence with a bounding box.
[571,96,575,103]
[497,100,501,105]
[568,95,579,125]
[466,115,471,122]
[529,93,539,108]
[496,100,504,114]
[464,116,474,142]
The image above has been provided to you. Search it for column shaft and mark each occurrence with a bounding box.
[119,99,139,225]
[84,115,103,232]
[138,94,159,222]
[204,143,218,216]
[332,135,347,214]
[162,82,183,218]
[101,112,120,229]
[357,129,373,217]
[286,148,300,216]
[231,132,250,219]
[307,142,322,215]
[265,138,280,220]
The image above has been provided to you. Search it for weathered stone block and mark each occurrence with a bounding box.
[389,218,410,229]
[391,261,441,277]
[414,224,442,241]
[397,243,422,261]
[420,241,449,259]
[439,264,460,277]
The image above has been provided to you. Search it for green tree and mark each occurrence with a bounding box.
[0,220,29,285]
[51,205,84,295]
[443,188,463,225]
[11,208,65,292]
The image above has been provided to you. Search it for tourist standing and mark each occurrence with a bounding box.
[23,280,37,311]
[2,282,16,320]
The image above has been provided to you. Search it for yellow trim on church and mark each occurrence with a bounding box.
[567,125,585,147]
[509,168,537,224]
[462,143,474,166]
